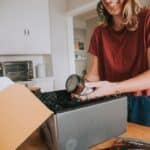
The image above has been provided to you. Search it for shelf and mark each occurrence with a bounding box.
[74,50,87,62]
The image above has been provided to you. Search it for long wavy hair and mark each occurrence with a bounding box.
[97,0,142,31]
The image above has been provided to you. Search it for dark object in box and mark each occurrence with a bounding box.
[39,90,127,150]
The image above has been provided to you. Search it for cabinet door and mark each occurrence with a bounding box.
[0,0,25,54]
[0,0,50,54]
[23,0,51,54]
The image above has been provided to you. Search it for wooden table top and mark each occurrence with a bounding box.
[90,123,150,150]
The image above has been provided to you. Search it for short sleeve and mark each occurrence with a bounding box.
[88,26,101,56]
[145,8,150,48]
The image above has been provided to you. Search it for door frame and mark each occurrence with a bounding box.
[66,1,97,74]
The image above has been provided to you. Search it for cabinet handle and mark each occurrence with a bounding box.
[24,29,30,36]
[24,29,27,35]
[27,29,30,36]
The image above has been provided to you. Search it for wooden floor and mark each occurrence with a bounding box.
[90,123,150,150]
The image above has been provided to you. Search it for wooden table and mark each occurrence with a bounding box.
[90,123,150,150]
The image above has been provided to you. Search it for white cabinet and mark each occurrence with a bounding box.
[0,0,50,54]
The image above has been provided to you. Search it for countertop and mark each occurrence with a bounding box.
[90,123,150,149]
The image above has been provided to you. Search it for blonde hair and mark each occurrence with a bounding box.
[97,0,142,31]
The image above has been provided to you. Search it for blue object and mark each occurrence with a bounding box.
[128,96,150,126]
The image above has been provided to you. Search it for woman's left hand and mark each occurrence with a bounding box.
[78,81,118,101]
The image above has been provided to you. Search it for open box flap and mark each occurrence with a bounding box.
[0,84,53,150]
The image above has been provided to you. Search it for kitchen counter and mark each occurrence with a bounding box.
[90,123,150,149]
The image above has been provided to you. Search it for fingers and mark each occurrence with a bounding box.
[78,92,98,101]
[71,93,87,101]
[85,81,108,88]
[86,91,99,100]
[71,93,91,101]
[71,93,80,99]
[79,95,89,101]
[71,81,114,101]
[71,81,108,101]
[71,89,100,101]
[85,82,99,88]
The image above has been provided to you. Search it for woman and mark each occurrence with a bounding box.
[78,0,150,126]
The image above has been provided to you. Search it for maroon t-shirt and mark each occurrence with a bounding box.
[88,8,150,95]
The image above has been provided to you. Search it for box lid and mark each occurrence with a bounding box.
[0,84,53,150]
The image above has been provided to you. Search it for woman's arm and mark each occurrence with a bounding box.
[84,54,100,82]
[115,69,150,94]
[78,47,150,100]
[115,47,150,94]
[83,48,150,99]
[83,69,150,99]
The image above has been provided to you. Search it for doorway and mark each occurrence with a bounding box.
[67,2,100,77]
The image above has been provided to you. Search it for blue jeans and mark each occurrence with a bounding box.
[128,96,150,126]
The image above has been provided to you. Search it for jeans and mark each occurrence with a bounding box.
[128,96,150,126]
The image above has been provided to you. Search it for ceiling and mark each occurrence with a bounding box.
[73,0,150,21]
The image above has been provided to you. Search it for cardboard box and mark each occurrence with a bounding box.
[0,84,52,150]
[0,83,127,150]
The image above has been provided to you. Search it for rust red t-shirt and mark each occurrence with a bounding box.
[88,8,150,95]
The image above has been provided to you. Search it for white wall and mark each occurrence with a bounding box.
[141,0,150,6]
[49,0,71,90]
[67,0,150,16]
[67,0,149,12]
[86,17,100,49]
[67,0,98,16]
[74,18,87,30]
[67,0,98,12]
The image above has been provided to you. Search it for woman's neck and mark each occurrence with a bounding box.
[112,15,124,31]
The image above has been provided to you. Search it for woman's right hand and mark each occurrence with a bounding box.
[73,81,119,101]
